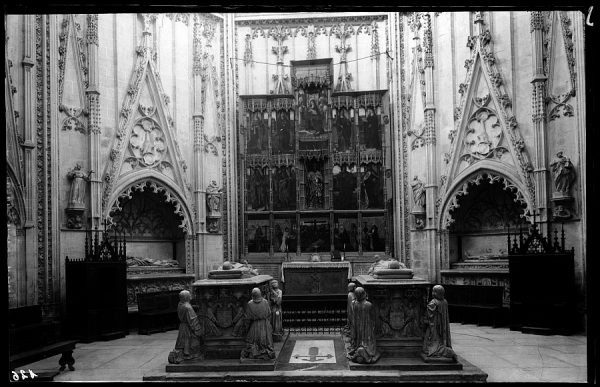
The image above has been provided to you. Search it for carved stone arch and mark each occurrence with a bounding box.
[438,164,534,231]
[104,171,194,236]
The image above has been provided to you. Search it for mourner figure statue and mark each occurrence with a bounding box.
[347,287,381,364]
[169,290,204,364]
[422,285,457,362]
[269,280,284,341]
[241,288,275,360]
[343,282,357,336]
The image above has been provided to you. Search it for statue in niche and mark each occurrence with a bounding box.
[250,168,268,210]
[297,93,308,132]
[206,180,221,215]
[276,110,292,153]
[168,290,204,364]
[550,151,576,196]
[334,224,351,252]
[348,223,359,251]
[307,98,324,134]
[361,164,381,208]
[241,288,276,360]
[306,167,324,208]
[336,109,352,151]
[411,176,426,212]
[272,223,282,252]
[364,108,381,149]
[335,164,357,209]
[66,163,94,209]
[269,280,284,341]
[254,226,268,252]
[250,112,268,153]
[347,287,381,364]
[366,224,381,251]
[280,227,291,252]
[422,285,457,362]
[318,91,329,123]
[343,282,356,336]
[275,167,295,210]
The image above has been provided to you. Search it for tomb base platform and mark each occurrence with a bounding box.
[192,274,274,360]
[348,354,463,371]
[165,358,276,373]
[146,355,486,383]
[148,333,486,382]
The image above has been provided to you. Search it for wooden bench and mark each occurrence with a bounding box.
[137,290,181,335]
[9,305,77,378]
[441,284,507,327]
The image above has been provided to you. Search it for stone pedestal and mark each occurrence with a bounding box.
[351,275,462,371]
[353,275,431,357]
[191,274,273,360]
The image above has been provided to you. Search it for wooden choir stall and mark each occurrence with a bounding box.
[65,226,128,342]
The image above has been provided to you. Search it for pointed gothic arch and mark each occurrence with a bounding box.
[438,165,534,231]
[104,171,194,236]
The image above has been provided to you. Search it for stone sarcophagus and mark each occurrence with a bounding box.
[192,274,273,359]
[353,275,431,357]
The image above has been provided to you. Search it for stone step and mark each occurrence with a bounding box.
[166,358,275,373]
[145,368,486,383]
[348,356,463,371]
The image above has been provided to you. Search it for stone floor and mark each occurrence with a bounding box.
[19,323,587,382]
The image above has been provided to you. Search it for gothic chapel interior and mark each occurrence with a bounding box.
[5,9,591,379]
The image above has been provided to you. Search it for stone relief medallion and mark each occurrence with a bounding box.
[465,108,502,158]
[129,118,166,167]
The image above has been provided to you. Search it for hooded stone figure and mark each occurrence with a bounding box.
[343,282,357,336]
[269,280,284,341]
[169,290,204,364]
[422,285,457,361]
[347,287,381,364]
[240,288,275,360]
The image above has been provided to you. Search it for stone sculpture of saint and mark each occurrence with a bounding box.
[206,181,221,214]
[422,285,457,361]
[241,288,275,360]
[411,175,426,211]
[169,290,204,364]
[549,151,575,195]
[269,280,284,341]
[347,287,381,364]
[343,282,356,336]
[66,163,93,209]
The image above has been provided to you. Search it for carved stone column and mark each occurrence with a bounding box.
[422,13,439,283]
[86,14,102,229]
[388,12,409,266]
[22,14,39,304]
[192,15,206,278]
[530,11,549,224]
